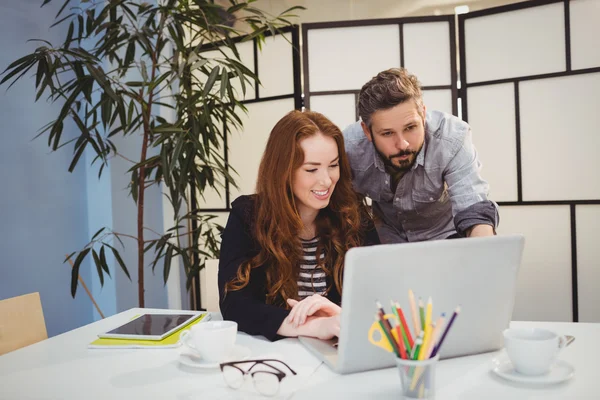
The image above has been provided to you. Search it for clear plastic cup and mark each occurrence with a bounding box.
[395,355,440,399]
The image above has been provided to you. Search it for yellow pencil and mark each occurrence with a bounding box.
[425,296,432,329]
[418,322,432,360]
[408,289,421,336]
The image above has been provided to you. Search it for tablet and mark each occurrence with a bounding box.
[97,312,205,341]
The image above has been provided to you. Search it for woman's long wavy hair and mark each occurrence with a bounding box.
[226,110,369,306]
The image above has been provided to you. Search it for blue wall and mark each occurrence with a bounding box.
[0,1,169,337]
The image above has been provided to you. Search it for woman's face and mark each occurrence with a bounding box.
[292,133,340,219]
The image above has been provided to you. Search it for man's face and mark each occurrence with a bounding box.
[361,101,426,173]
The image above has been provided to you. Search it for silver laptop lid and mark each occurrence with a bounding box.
[336,235,524,374]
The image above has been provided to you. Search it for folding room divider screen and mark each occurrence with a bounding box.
[302,0,600,323]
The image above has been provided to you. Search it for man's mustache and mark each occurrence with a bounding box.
[390,150,416,158]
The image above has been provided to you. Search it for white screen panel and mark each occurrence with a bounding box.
[308,25,400,92]
[309,94,356,132]
[570,0,600,70]
[464,3,566,83]
[200,41,256,101]
[576,205,600,322]
[520,73,600,200]
[228,98,296,204]
[497,206,572,322]
[467,83,518,202]
[403,22,451,86]
[195,170,227,209]
[258,33,294,98]
[422,89,453,116]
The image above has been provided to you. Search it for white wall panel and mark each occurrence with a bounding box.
[467,83,518,202]
[228,98,296,204]
[464,3,566,83]
[309,94,356,131]
[307,25,400,92]
[570,0,600,70]
[258,33,295,98]
[497,206,572,322]
[520,73,600,200]
[576,205,600,322]
[422,89,453,116]
[403,22,452,86]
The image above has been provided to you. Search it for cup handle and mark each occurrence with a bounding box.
[558,335,569,350]
[179,330,197,351]
[368,314,398,353]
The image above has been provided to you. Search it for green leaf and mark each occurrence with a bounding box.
[70,248,91,298]
[92,249,104,286]
[110,246,131,281]
[91,227,105,241]
[202,66,220,97]
[220,69,229,99]
[163,245,174,284]
[99,246,110,277]
[68,139,87,173]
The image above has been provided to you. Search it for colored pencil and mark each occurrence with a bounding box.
[431,306,461,357]
[376,301,401,357]
[425,313,446,359]
[395,301,414,348]
[418,322,432,361]
[411,331,424,360]
[395,325,408,359]
[392,301,411,352]
[418,298,425,332]
[376,314,400,357]
[408,290,421,336]
[425,297,432,329]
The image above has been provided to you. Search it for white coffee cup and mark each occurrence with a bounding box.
[180,321,237,363]
[503,327,567,376]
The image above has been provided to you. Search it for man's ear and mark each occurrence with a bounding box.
[361,121,373,142]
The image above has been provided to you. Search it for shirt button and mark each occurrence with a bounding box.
[429,197,434,201]
[395,197,400,201]
[385,180,389,184]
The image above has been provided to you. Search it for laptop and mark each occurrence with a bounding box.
[299,234,525,374]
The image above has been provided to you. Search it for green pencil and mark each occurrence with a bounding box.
[419,297,425,332]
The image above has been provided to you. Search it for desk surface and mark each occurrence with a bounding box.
[0,308,597,400]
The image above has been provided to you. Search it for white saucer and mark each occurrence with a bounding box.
[179,345,251,369]
[492,358,575,384]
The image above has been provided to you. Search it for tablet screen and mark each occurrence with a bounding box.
[102,313,199,339]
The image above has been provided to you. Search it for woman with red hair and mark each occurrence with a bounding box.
[219,110,380,341]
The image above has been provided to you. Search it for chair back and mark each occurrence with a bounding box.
[0,292,48,355]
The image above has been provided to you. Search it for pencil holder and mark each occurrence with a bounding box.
[395,355,440,400]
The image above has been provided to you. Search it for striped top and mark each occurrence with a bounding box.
[298,237,327,299]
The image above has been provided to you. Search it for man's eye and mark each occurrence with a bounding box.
[381,131,393,136]
[405,125,415,131]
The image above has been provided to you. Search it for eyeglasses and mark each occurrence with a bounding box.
[219,359,297,397]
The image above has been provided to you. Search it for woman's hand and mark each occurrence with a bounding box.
[286,294,341,327]
[277,314,340,340]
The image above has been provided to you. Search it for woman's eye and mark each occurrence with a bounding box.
[306,169,317,173]
[329,164,339,168]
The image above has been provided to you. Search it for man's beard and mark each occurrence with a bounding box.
[371,139,421,173]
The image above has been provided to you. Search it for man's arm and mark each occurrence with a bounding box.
[444,127,498,237]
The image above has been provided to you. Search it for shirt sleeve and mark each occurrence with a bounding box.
[218,203,290,341]
[443,127,499,232]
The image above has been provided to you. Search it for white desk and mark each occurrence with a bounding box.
[0,308,597,400]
